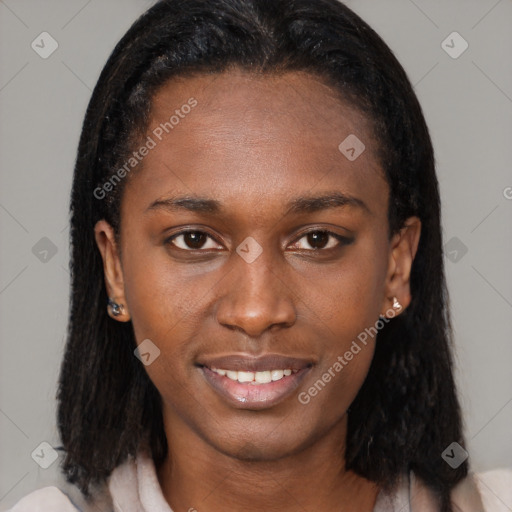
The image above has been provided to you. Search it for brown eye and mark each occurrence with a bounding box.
[183,232,207,249]
[306,231,330,249]
[166,231,222,251]
[290,230,352,251]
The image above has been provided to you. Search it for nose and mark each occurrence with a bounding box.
[215,250,297,337]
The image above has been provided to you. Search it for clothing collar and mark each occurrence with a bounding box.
[108,448,172,512]
[106,449,485,512]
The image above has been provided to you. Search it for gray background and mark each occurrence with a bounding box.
[0,0,511,509]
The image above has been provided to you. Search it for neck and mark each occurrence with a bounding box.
[156,415,379,512]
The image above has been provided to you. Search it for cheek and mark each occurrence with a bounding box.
[121,244,201,338]
[300,237,388,328]
[121,256,202,405]
[297,329,376,423]
[298,238,386,404]
[120,245,219,391]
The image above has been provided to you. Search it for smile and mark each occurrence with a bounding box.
[210,367,298,384]
[197,353,314,409]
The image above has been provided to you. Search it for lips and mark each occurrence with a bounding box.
[196,353,314,409]
[197,353,314,373]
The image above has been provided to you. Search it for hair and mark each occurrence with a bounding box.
[56,0,467,510]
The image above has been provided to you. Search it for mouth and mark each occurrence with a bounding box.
[196,354,314,410]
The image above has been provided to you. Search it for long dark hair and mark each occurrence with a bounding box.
[57,0,467,510]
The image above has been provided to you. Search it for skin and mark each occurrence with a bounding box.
[94,69,421,512]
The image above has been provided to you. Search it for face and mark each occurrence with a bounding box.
[95,69,420,461]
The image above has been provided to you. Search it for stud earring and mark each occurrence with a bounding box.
[392,296,402,311]
[108,297,124,317]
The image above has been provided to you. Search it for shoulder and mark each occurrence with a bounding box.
[5,486,80,512]
[407,468,512,512]
[449,468,512,512]
[474,469,512,512]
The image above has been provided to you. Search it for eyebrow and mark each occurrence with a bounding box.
[145,191,370,216]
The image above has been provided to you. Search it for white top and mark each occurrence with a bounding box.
[6,449,512,512]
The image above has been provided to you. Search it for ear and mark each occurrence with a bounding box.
[94,220,131,322]
[380,216,421,317]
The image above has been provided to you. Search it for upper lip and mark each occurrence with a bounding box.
[197,353,315,372]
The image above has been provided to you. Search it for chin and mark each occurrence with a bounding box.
[204,424,312,462]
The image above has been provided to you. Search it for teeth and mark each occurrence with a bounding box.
[255,371,272,384]
[271,369,284,381]
[210,367,297,384]
[237,371,254,383]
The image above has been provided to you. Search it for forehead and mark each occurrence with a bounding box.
[123,69,387,216]
[150,69,378,158]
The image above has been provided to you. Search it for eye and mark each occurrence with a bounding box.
[165,229,352,253]
[165,230,223,251]
[289,230,352,251]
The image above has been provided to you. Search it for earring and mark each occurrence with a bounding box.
[108,297,124,317]
[392,296,402,311]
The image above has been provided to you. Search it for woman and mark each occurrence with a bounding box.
[8,0,511,511]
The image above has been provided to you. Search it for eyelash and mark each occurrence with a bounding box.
[164,229,353,253]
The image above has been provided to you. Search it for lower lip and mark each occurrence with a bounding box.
[200,366,311,410]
